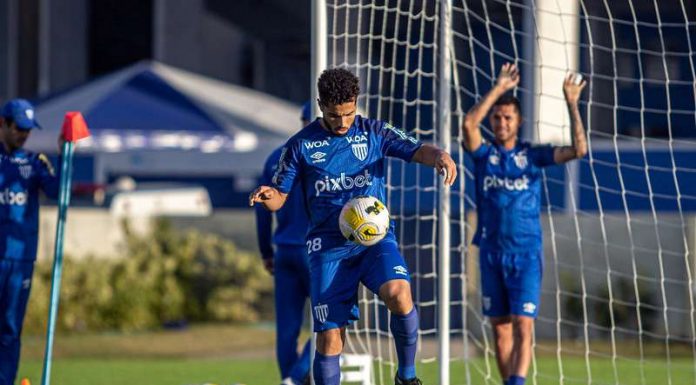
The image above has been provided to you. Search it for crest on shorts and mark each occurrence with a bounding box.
[482,296,491,310]
[351,143,368,161]
[314,304,329,323]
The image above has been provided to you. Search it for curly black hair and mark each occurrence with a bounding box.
[493,94,521,114]
[317,68,360,106]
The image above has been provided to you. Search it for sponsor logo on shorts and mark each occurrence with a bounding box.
[22,279,31,290]
[482,296,491,311]
[393,265,408,276]
[314,304,329,323]
[523,302,536,314]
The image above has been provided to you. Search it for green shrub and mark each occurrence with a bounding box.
[23,218,272,333]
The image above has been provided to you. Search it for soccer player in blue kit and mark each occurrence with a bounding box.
[0,99,60,385]
[461,63,588,385]
[250,68,457,385]
[255,101,313,385]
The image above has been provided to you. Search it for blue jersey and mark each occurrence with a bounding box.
[0,147,59,261]
[468,141,555,252]
[255,146,310,259]
[272,116,421,260]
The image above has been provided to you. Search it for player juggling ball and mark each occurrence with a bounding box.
[250,68,457,385]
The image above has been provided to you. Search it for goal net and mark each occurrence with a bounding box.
[322,1,696,384]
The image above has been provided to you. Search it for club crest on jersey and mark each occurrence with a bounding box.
[351,143,368,161]
[513,150,528,169]
[489,153,499,165]
[19,165,32,179]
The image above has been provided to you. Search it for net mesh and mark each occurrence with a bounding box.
[325,1,696,384]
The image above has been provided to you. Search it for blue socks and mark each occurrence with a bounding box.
[506,376,526,385]
[390,307,419,380]
[313,351,341,385]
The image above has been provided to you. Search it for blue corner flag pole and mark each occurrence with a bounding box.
[40,139,76,385]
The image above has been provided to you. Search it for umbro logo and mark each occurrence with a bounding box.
[523,302,536,314]
[310,151,327,163]
[393,265,408,276]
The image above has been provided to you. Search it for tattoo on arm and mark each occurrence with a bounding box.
[553,103,588,164]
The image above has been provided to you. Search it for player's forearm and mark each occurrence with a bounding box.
[462,85,505,150]
[412,144,444,167]
[567,101,588,159]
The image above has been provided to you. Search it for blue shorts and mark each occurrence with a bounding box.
[309,233,410,332]
[479,249,543,318]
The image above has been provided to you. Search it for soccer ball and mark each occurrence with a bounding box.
[339,195,390,246]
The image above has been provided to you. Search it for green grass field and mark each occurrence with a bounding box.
[15,324,696,385]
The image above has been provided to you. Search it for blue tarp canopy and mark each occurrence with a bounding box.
[25,61,302,207]
[29,61,299,156]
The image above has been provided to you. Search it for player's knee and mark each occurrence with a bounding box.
[316,328,344,355]
[380,281,413,315]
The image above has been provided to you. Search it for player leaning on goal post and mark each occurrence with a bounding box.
[250,68,457,385]
[461,62,588,385]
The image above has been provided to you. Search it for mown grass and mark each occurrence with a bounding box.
[16,324,696,385]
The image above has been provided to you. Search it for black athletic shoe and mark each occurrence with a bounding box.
[394,373,423,385]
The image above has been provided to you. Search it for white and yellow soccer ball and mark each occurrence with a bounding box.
[339,195,390,246]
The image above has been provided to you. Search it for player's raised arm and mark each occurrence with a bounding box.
[554,73,588,164]
[411,144,457,186]
[462,62,520,152]
[249,185,288,212]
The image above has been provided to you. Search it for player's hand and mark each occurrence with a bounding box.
[495,62,520,92]
[436,151,457,186]
[563,72,586,105]
[249,185,278,206]
[262,258,274,275]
